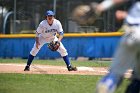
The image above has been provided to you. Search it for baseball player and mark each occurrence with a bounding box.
[94,0,140,93]
[24,10,77,71]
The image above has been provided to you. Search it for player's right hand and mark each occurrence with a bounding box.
[115,10,127,21]
[36,42,40,49]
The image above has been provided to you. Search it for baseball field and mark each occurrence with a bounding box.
[0,58,130,93]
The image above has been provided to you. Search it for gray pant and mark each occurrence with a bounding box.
[110,25,140,79]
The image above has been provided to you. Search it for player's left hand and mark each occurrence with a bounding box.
[48,41,60,51]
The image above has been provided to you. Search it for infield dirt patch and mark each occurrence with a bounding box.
[0,63,132,78]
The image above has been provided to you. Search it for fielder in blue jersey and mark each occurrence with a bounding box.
[24,10,77,71]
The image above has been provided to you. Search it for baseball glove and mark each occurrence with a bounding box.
[48,41,60,51]
[72,2,100,25]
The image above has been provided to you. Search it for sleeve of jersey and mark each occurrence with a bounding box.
[36,24,45,34]
[57,20,64,35]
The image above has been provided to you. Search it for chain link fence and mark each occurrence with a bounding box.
[0,0,133,34]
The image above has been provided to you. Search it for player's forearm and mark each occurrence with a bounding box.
[35,37,39,44]
[58,35,63,42]
[97,0,126,13]
[57,31,64,42]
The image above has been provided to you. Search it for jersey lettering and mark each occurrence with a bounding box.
[45,29,57,33]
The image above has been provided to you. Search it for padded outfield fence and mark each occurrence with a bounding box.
[0,32,123,59]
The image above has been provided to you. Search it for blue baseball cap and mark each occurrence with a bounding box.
[45,10,55,16]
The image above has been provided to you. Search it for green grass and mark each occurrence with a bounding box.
[0,58,111,67]
[0,73,129,93]
[0,58,129,93]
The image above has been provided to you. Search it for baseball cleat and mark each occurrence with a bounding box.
[96,73,120,93]
[24,65,30,71]
[67,66,77,71]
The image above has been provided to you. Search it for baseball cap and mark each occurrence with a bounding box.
[45,10,54,16]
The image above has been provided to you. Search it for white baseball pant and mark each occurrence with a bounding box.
[30,36,68,57]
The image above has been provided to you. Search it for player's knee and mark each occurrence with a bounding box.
[30,46,40,56]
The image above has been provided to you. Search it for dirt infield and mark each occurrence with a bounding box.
[0,63,132,77]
